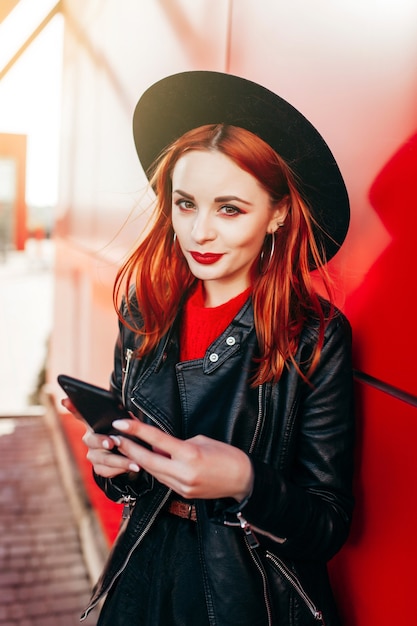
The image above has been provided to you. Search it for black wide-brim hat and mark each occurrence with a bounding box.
[133,71,350,262]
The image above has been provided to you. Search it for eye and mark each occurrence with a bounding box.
[175,198,195,211]
[219,204,243,216]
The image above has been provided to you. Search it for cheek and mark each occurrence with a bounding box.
[234,232,265,258]
[171,207,178,229]
[171,211,183,236]
[173,224,187,246]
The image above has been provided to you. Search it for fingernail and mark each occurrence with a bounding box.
[109,435,122,446]
[102,439,110,449]
[113,419,129,431]
[129,463,140,472]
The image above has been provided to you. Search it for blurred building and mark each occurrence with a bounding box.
[0,132,26,253]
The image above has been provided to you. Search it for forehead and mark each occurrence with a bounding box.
[172,150,265,195]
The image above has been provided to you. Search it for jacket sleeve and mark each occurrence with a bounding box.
[234,313,355,562]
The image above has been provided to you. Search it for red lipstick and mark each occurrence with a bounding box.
[190,251,223,265]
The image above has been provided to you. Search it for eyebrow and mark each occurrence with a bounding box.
[214,195,252,205]
[173,189,194,200]
[173,189,252,205]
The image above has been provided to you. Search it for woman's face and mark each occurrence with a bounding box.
[171,150,285,306]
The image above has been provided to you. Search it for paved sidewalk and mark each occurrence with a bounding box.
[0,412,100,625]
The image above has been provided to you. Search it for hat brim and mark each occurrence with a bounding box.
[133,71,350,263]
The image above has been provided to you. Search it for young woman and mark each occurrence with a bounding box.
[71,72,354,625]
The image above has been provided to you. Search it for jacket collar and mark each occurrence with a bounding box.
[201,298,254,374]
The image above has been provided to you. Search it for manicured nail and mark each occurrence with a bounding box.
[109,435,122,446]
[129,463,140,472]
[113,420,129,431]
[102,439,110,449]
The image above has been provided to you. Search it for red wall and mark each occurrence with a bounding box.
[330,385,417,624]
[48,2,417,623]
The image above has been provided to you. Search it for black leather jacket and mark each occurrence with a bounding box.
[82,297,354,625]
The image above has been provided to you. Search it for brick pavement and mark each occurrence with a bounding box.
[0,414,99,625]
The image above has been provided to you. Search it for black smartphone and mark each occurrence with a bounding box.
[57,374,146,448]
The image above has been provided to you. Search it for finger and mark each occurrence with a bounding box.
[112,419,186,458]
[111,433,184,485]
[87,446,140,474]
[61,397,73,411]
[61,397,79,417]
[90,461,131,479]
[61,397,86,424]
[82,430,109,450]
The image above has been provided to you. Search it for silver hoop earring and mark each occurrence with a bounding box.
[259,233,275,274]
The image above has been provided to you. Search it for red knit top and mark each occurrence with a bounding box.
[180,282,252,361]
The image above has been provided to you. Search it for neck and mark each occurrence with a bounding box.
[202,279,251,308]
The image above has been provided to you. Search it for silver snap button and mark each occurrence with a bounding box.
[226,336,236,346]
[209,353,219,362]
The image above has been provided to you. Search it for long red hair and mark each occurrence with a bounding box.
[114,124,333,384]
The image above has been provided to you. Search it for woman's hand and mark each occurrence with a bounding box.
[61,397,132,479]
[109,419,254,503]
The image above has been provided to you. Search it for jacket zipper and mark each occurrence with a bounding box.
[81,489,172,621]
[131,397,174,436]
[265,551,325,624]
[119,349,138,521]
[122,347,134,405]
[232,515,322,622]
[82,368,176,621]
[234,518,324,624]
[119,393,173,520]
[226,385,284,624]
[225,512,286,546]
[237,511,260,548]
[232,513,325,626]
[249,384,264,454]
[121,493,136,519]
[119,388,173,523]
[243,536,273,626]
[226,386,286,543]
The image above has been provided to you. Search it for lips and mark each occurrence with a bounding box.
[190,251,224,265]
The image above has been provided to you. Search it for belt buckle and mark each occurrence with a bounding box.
[178,500,196,521]
[167,498,197,521]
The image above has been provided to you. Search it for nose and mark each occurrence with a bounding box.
[191,210,216,243]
